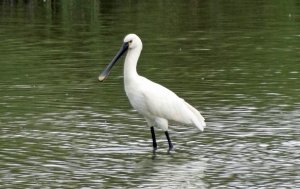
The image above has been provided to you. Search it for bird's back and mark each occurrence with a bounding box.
[125,76,206,131]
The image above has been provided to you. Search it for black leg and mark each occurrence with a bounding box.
[150,126,157,150]
[165,131,173,150]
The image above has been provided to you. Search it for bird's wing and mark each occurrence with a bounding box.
[140,77,205,130]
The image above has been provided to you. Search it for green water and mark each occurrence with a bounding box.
[0,0,299,188]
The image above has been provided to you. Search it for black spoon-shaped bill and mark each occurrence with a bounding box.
[98,42,129,82]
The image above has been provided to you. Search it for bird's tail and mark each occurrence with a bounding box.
[185,102,206,131]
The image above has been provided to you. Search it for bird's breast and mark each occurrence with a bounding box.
[124,81,151,117]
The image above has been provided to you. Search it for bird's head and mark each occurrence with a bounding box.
[124,34,143,50]
[98,34,142,82]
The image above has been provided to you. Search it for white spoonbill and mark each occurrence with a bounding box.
[98,34,206,151]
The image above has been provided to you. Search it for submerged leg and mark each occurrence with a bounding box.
[150,126,157,150]
[165,131,173,150]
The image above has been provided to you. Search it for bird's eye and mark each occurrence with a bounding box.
[129,40,133,43]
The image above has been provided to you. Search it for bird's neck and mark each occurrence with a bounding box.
[124,48,141,82]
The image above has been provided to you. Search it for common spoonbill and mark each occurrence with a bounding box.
[99,34,206,151]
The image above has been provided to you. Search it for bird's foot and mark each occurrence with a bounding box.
[153,146,157,151]
[168,144,174,152]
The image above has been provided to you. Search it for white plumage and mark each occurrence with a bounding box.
[125,75,206,131]
[99,34,206,150]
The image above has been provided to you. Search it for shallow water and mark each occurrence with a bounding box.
[0,0,300,188]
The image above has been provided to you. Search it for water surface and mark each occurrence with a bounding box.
[0,0,299,188]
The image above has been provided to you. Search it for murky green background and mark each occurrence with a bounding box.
[1,0,299,188]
